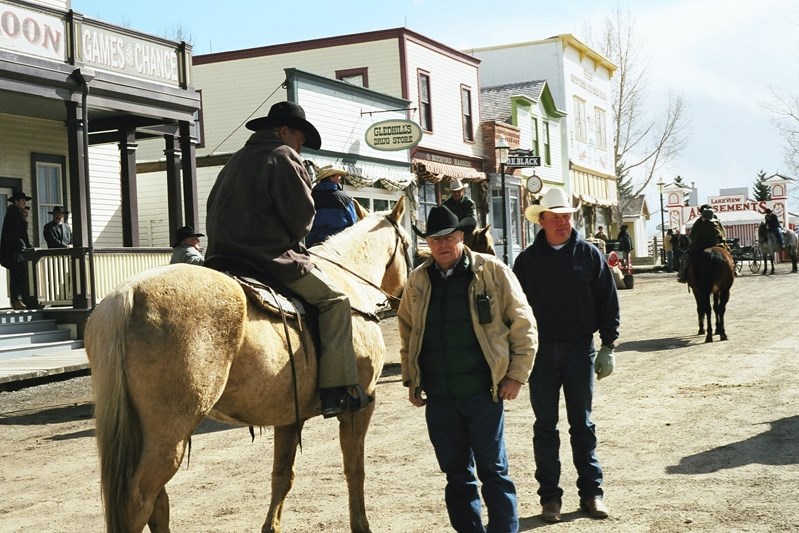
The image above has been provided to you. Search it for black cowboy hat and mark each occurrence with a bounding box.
[48,205,69,214]
[7,191,31,202]
[412,205,476,238]
[245,101,322,150]
[173,225,205,247]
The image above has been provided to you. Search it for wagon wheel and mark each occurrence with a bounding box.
[750,246,762,273]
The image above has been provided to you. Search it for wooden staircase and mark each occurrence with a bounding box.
[0,309,87,389]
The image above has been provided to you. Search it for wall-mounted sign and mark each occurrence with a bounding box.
[365,119,423,151]
[78,22,181,86]
[0,1,65,62]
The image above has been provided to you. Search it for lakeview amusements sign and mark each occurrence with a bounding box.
[365,119,423,151]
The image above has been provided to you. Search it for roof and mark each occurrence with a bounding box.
[621,195,650,218]
[480,80,566,126]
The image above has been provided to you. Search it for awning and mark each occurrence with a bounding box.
[412,159,486,183]
[573,192,616,208]
[305,157,415,192]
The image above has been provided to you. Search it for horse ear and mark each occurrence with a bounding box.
[389,196,406,222]
[353,200,369,220]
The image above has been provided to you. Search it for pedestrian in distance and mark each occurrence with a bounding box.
[398,204,537,533]
[442,178,477,222]
[0,191,33,309]
[594,226,608,241]
[512,187,620,523]
[170,225,205,265]
[305,165,358,247]
[205,100,370,418]
[664,228,674,272]
[43,205,73,248]
[617,224,633,269]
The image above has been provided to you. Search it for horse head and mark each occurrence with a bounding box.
[464,225,495,256]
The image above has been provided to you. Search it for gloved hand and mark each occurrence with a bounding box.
[595,345,615,380]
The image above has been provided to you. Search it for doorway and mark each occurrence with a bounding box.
[0,186,14,308]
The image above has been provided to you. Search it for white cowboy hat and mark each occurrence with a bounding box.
[314,165,348,183]
[449,178,467,191]
[524,188,577,221]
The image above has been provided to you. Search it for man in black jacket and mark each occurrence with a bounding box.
[0,191,32,309]
[442,179,476,222]
[513,188,620,523]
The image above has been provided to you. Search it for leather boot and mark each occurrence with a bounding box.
[320,384,374,419]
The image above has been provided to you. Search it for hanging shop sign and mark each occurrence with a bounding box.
[365,119,423,151]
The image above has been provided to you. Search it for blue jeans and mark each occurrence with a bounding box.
[529,339,603,504]
[425,392,518,533]
[770,227,784,247]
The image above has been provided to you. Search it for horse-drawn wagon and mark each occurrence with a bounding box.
[727,238,761,275]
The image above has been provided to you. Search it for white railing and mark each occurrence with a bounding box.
[31,248,171,307]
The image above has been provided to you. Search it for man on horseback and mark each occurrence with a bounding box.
[679,204,727,283]
[205,101,370,418]
[764,208,785,249]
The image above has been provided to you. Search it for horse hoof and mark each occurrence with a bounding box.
[704,337,713,343]
[720,334,728,341]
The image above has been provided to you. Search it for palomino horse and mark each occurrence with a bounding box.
[758,222,799,274]
[686,245,735,342]
[85,199,411,533]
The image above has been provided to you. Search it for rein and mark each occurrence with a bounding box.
[309,215,410,307]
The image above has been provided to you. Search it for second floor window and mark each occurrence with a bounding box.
[595,107,607,150]
[419,71,432,132]
[543,121,551,165]
[574,96,586,142]
[461,86,474,141]
[336,67,369,88]
[531,117,539,155]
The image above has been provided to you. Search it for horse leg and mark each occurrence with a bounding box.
[716,290,730,341]
[339,402,376,533]
[263,422,305,533]
[792,250,798,273]
[130,439,189,532]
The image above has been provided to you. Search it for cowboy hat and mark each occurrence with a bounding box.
[172,225,205,247]
[524,188,577,221]
[412,205,476,238]
[314,165,348,183]
[449,178,467,192]
[244,101,322,150]
[7,191,31,202]
[48,205,69,215]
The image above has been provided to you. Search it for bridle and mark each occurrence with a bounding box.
[309,215,411,307]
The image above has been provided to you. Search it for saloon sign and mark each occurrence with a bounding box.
[365,119,423,151]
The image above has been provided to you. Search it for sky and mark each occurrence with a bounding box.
[72,0,799,232]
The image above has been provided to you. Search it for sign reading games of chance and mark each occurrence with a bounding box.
[365,119,423,151]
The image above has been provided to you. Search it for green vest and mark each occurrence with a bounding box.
[419,255,491,399]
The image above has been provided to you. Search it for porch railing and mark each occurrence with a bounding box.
[25,247,172,309]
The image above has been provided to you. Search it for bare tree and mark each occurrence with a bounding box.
[587,8,689,223]
[765,89,799,177]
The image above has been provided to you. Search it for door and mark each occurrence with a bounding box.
[0,187,12,308]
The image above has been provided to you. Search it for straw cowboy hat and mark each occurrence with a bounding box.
[7,191,31,202]
[172,225,205,247]
[524,188,577,221]
[314,165,348,183]
[449,179,467,192]
[412,205,476,238]
[244,101,322,150]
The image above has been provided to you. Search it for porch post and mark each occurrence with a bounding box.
[65,101,89,309]
[179,121,199,229]
[119,130,140,247]
[164,135,183,238]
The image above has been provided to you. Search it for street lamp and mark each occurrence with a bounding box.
[656,178,666,266]
[495,134,510,265]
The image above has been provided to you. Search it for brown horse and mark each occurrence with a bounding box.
[686,245,735,342]
[464,224,495,256]
[85,199,411,533]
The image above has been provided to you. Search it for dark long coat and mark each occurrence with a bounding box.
[0,206,30,269]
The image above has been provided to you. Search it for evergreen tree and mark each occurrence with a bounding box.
[673,175,690,205]
[752,170,771,201]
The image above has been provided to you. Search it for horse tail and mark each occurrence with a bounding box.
[85,283,140,533]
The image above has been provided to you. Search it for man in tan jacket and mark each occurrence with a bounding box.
[398,205,537,532]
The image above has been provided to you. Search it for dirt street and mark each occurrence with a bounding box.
[1,270,799,532]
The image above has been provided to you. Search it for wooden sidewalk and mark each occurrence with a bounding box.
[0,348,89,386]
